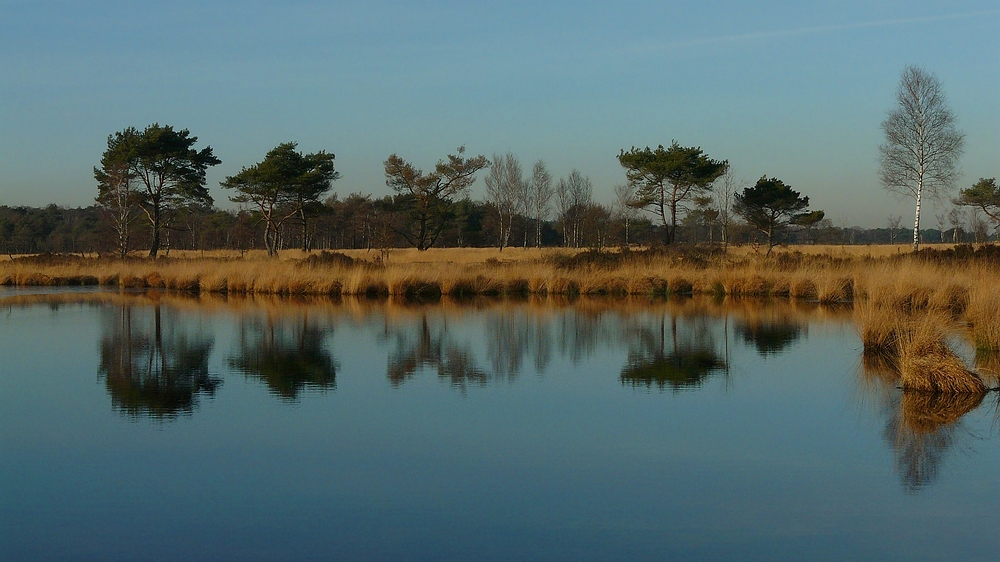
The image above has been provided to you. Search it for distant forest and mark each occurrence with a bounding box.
[1,197,992,256]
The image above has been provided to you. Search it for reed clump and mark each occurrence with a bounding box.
[895,315,986,394]
[966,285,1000,353]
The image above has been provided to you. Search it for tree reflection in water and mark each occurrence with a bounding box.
[230,312,338,400]
[620,315,728,392]
[386,314,488,390]
[99,304,220,419]
[736,319,805,356]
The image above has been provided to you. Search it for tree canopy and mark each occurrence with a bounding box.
[384,146,488,250]
[221,142,338,256]
[734,176,818,255]
[95,123,220,257]
[956,177,1000,229]
[617,142,728,244]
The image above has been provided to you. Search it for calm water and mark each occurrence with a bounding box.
[1,291,998,561]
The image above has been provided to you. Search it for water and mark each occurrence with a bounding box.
[1,291,998,561]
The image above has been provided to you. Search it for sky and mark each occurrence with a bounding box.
[1,0,998,228]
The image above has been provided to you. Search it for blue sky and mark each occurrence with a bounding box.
[1,0,997,227]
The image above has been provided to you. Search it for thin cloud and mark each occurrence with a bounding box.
[628,9,1000,52]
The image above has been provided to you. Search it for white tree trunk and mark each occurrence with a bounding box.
[912,177,922,251]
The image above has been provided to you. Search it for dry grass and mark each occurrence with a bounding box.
[8,244,996,395]
[894,314,987,394]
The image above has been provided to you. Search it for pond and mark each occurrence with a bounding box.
[1,291,998,561]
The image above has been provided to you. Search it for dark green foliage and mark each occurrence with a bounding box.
[95,124,220,257]
[0,205,106,256]
[956,177,1000,228]
[222,142,338,255]
[617,142,728,244]
[734,176,819,255]
[384,147,489,250]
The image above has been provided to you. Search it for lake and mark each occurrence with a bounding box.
[1,290,998,561]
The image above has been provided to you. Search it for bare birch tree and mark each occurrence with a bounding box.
[555,177,572,247]
[934,213,947,243]
[879,66,965,251]
[613,183,639,247]
[712,168,741,252]
[558,170,592,248]
[484,152,524,252]
[95,160,141,258]
[529,160,554,248]
[947,206,965,244]
[887,215,903,245]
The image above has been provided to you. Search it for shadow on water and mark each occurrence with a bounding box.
[98,303,221,420]
[229,312,338,400]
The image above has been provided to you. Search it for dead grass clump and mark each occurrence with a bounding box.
[144,272,166,289]
[900,391,985,434]
[639,276,668,295]
[391,278,442,299]
[580,273,628,296]
[691,276,724,296]
[895,286,932,312]
[668,277,693,296]
[166,275,200,292]
[928,284,969,317]
[548,277,580,295]
[362,281,389,298]
[966,286,1000,353]
[118,274,145,289]
[505,278,531,295]
[741,275,772,297]
[446,278,477,297]
[298,251,357,269]
[226,276,250,294]
[199,274,228,293]
[897,316,987,394]
[819,277,854,304]
[770,278,791,297]
[19,272,52,286]
[855,301,903,356]
[790,279,818,300]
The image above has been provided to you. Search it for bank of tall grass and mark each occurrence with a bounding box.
[4,244,998,391]
[2,245,996,303]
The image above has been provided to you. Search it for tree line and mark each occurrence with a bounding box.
[82,123,832,257]
[6,64,999,259]
[6,196,993,258]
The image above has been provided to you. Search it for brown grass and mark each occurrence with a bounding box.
[4,246,999,377]
[895,314,987,394]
